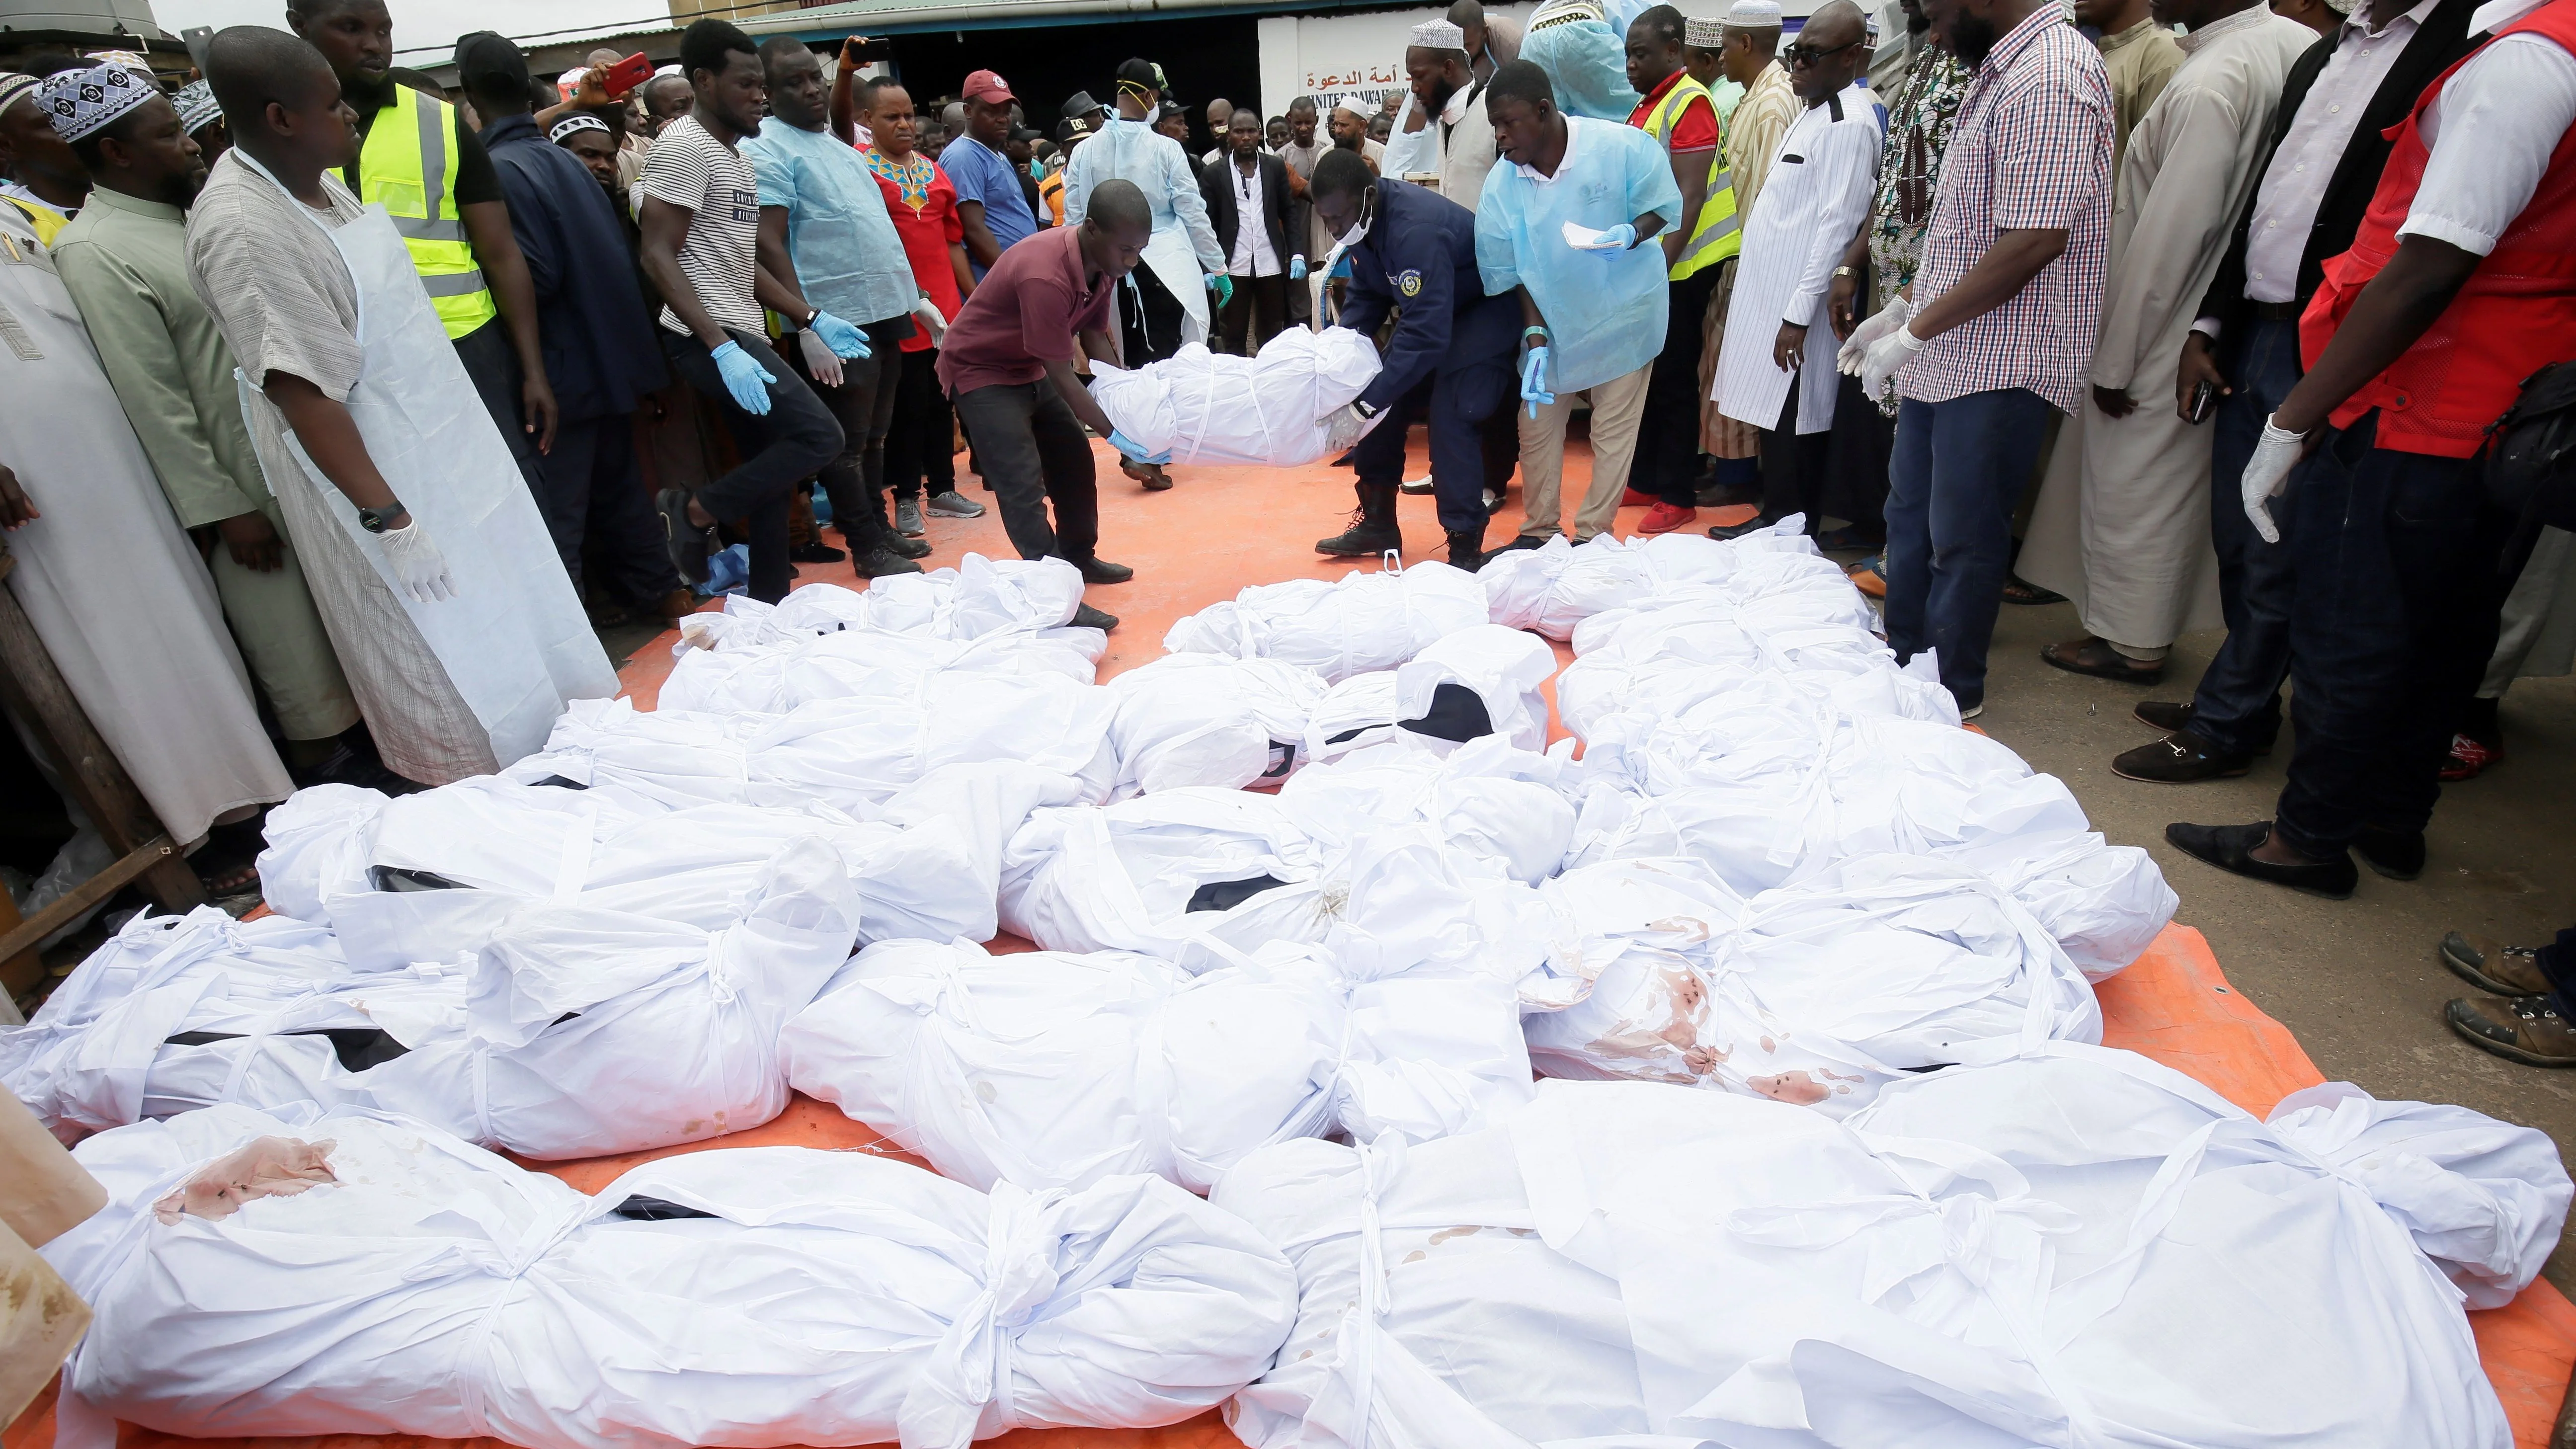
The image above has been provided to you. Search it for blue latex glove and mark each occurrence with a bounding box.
[1520,345,1556,418]
[1572,222,1637,252]
[1109,429,1174,465]
[1208,272,1234,308]
[1289,254,1308,281]
[709,339,776,416]
[809,310,869,360]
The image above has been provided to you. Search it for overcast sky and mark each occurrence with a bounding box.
[154,0,654,63]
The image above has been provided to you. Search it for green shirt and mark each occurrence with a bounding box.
[50,184,271,530]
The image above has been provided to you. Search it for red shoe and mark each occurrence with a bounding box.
[2442,733,2501,781]
[1620,487,1658,508]
[1637,501,1697,534]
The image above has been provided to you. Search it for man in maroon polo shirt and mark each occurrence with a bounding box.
[937,176,1164,632]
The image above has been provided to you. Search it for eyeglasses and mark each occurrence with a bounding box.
[1783,36,1866,66]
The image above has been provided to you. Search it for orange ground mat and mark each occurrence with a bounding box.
[11,434,2571,1449]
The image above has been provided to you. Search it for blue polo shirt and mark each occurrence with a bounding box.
[940,133,1039,276]
[741,119,918,326]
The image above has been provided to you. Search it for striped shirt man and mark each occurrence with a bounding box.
[639,114,762,335]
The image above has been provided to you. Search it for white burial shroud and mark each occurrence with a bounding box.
[6,839,860,1160]
[1162,561,1489,683]
[1086,327,1382,467]
[1216,1050,2569,1449]
[778,937,1532,1196]
[1518,853,2103,1114]
[45,1103,1298,1449]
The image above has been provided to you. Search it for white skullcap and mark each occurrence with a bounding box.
[1408,18,1469,50]
[550,113,611,143]
[1685,13,1728,44]
[1725,0,1785,24]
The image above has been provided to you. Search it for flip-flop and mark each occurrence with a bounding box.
[1848,554,1887,599]
[2040,637,2165,684]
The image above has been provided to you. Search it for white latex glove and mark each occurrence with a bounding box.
[378,516,455,603]
[1319,402,1368,453]
[1859,323,1925,405]
[1839,295,1910,374]
[797,327,845,389]
[2241,414,2306,544]
[911,294,948,346]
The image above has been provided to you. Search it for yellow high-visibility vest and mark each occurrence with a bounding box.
[1638,72,1739,282]
[357,86,496,339]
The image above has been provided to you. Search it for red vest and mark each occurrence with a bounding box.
[2301,0,2576,457]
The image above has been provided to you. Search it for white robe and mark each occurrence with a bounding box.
[0,206,290,846]
[1712,84,1882,436]
[2019,9,2318,650]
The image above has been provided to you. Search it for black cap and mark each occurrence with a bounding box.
[1113,58,1166,96]
[1054,115,1091,144]
[452,31,529,98]
[1008,123,1042,142]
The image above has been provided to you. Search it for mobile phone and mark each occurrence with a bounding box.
[2187,379,2218,424]
[841,36,896,62]
[600,52,653,100]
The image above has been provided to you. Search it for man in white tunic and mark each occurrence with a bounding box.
[2019,0,2316,682]
[186,27,613,787]
[1710,0,1882,536]
[0,198,291,853]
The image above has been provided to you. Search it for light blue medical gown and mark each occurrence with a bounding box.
[1060,117,1225,271]
[1472,115,1684,395]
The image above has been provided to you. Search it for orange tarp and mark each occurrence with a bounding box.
[10,436,2569,1449]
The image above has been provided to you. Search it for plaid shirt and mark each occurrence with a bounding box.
[1899,5,2112,413]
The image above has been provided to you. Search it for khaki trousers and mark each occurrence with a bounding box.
[1516,361,1653,542]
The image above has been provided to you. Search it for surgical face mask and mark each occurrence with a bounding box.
[1318,188,1374,276]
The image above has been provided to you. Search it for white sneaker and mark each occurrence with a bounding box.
[1960,702,1985,721]
[925,489,986,519]
[1397,476,1434,494]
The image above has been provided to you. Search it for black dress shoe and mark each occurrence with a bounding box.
[1070,555,1134,584]
[2354,824,2425,880]
[2165,821,2358,899]
[1071,601,1120,631]
[789,539,847,564]
[2112,729,2253,783]
[1708,513,1782,541]
[2134,700,2194,733]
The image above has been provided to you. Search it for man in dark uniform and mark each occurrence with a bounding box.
[1308,149,1517,571]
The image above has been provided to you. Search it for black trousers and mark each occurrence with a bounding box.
[1218,271,1289,356]
[786,318,908,547]
[2271,413,2517,857]
[1119,263,1191,366]
[1757,369,1836,529]
[950,380,1100,563]
[528,412,679,607]
[1632,267,1720,507]
[453,317,545,496]
[661,328,842,604]
[885,346,958,503]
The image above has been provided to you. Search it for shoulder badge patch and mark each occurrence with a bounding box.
[1397,268,1423,297]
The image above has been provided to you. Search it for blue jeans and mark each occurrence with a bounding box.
[2186,317,2304,755]
[2271,414,2513,858]
[1882,388,2056,712]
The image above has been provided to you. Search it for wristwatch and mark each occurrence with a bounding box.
[356,501,407,534]
[1831,265,1859,279]
[1352,399,1381,420]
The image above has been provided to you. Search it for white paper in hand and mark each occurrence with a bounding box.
[1559,220,1615,250]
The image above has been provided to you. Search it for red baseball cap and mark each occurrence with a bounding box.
[961,69,1016,104]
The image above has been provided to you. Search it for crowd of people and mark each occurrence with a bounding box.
[0,0,2571,1052]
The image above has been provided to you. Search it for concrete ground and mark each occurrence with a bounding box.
[1971,596,2576,1289]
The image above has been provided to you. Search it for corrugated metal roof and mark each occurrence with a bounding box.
[743,0,1385,38]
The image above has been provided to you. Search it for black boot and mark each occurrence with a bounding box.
[1316,482,1402,556]
[1445,528,1488,571]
